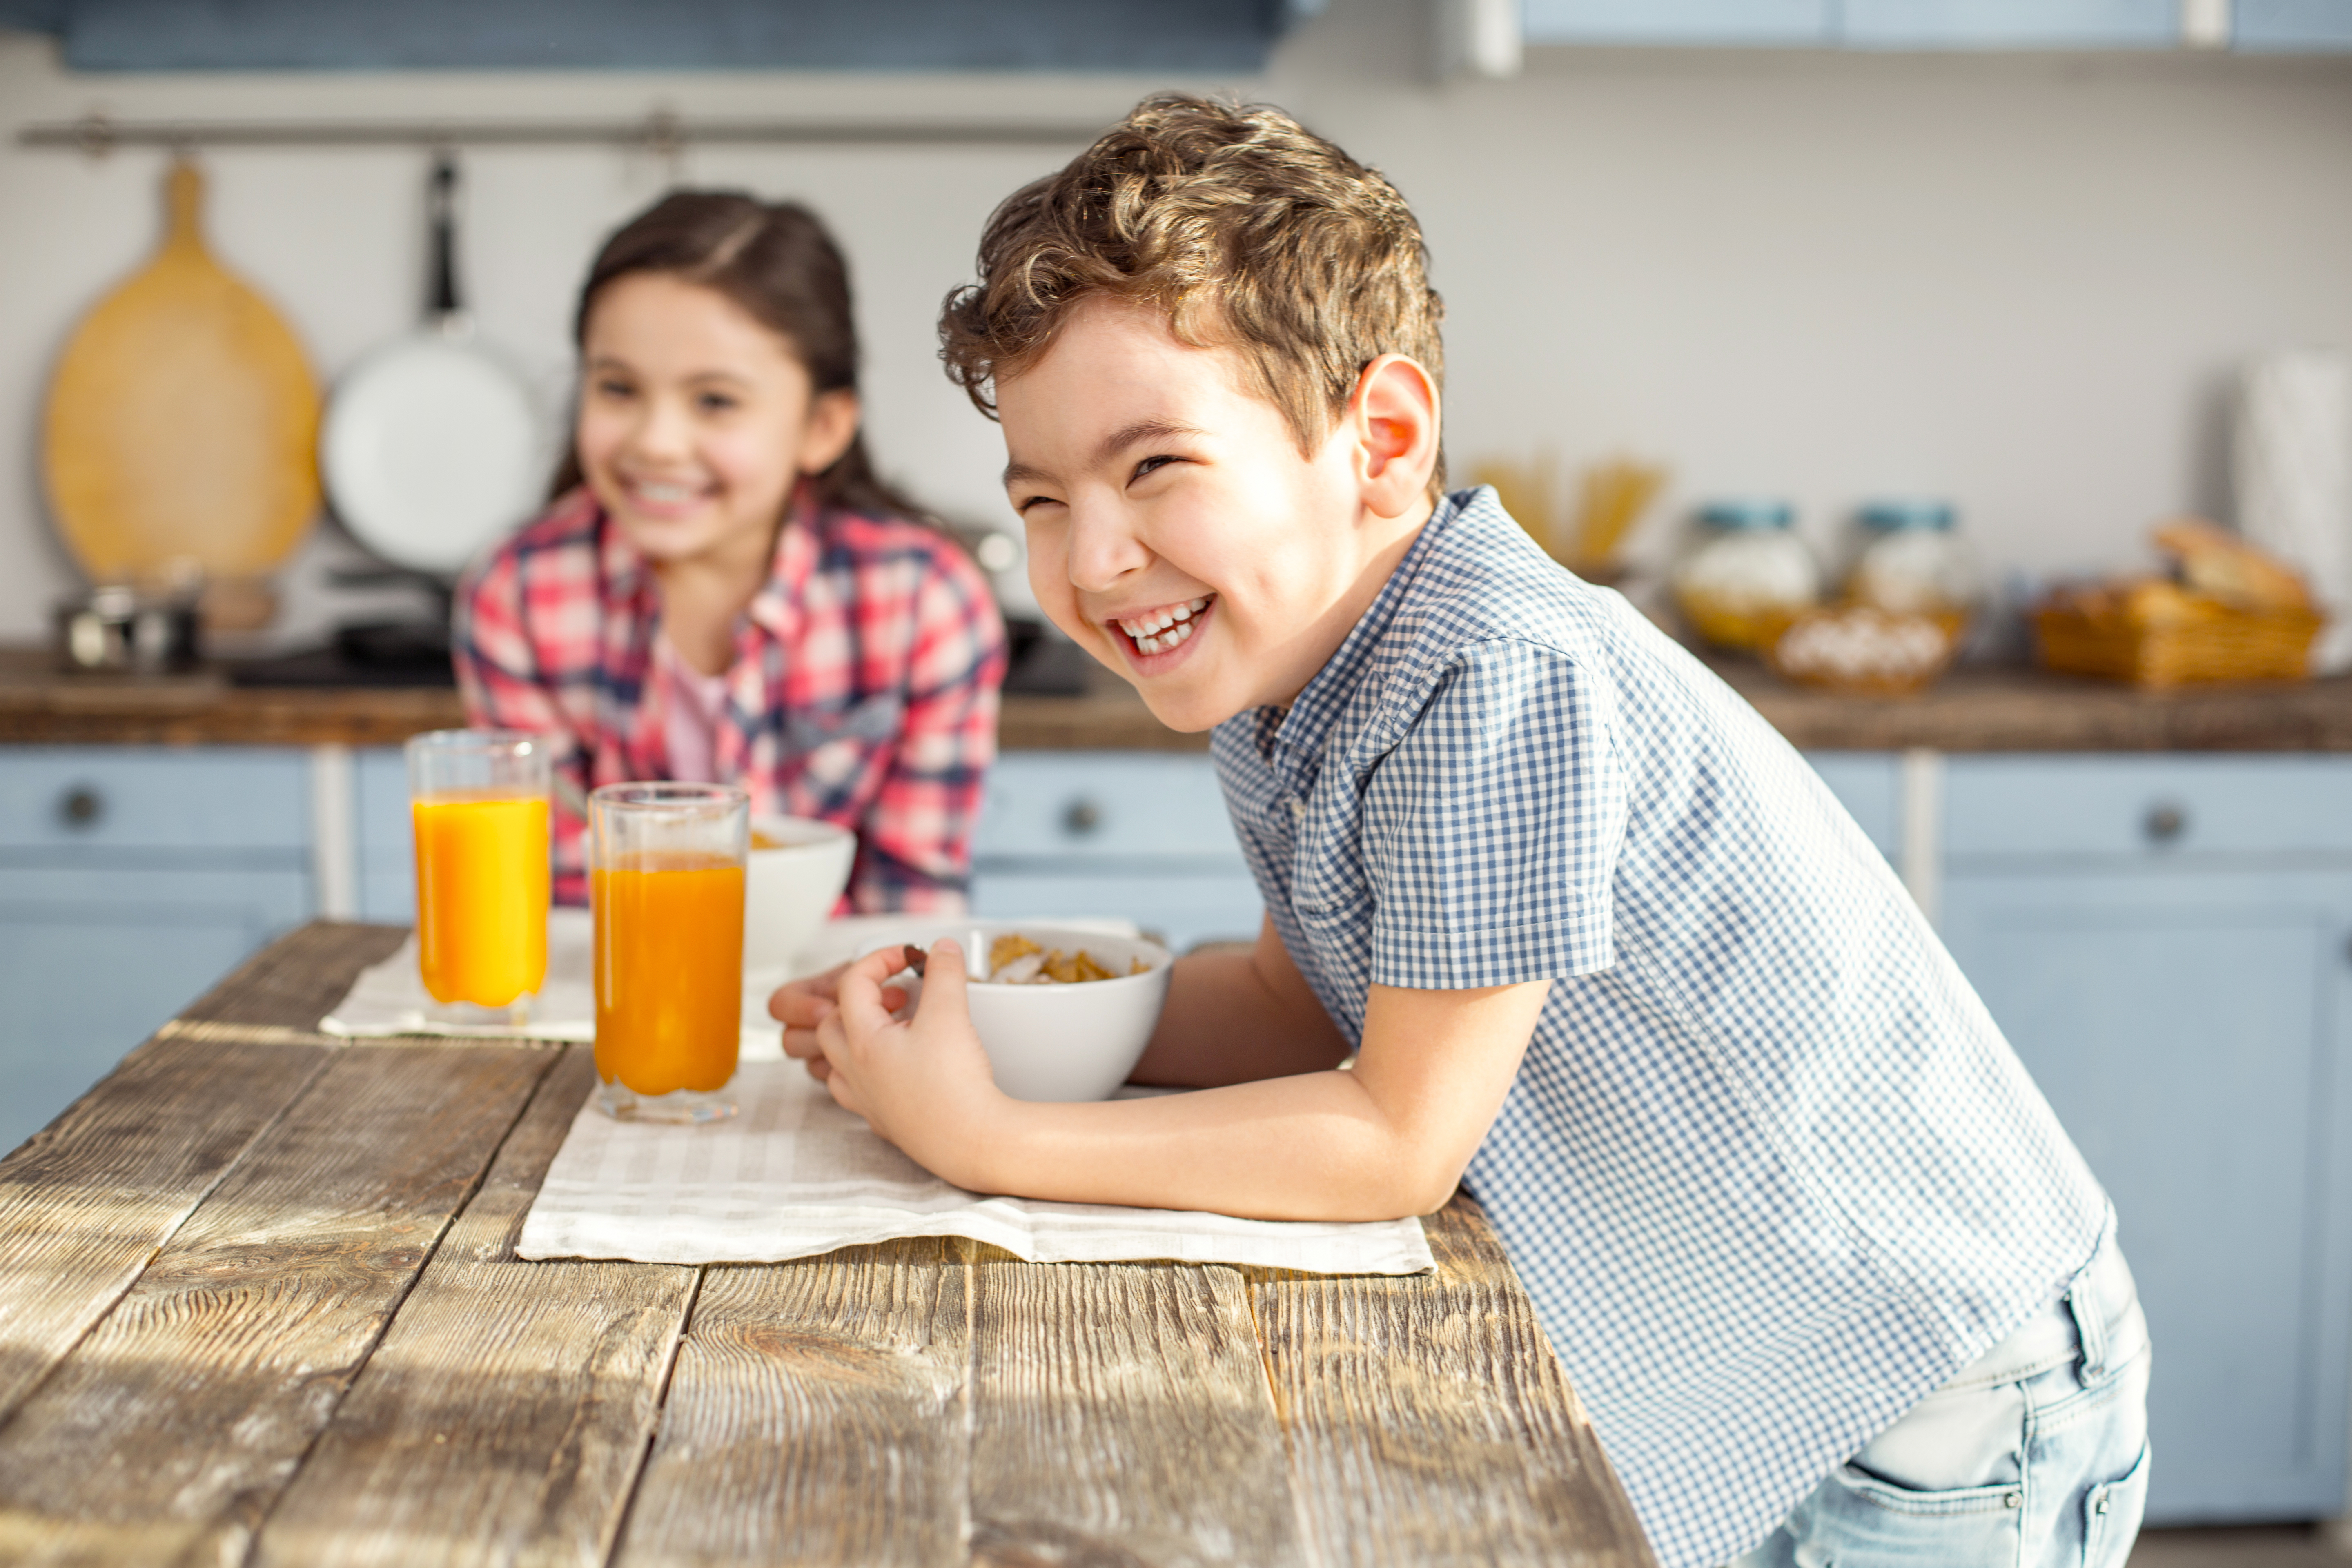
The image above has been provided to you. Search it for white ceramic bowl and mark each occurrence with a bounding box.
[868,921,1173,1102]
[745,815,858,974]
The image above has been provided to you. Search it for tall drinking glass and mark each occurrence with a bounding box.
[590,782,748,1123]
[406,729,551,1025]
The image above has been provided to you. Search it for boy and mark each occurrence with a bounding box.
[774,95,2149,1568]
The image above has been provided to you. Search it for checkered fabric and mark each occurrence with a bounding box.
[455,485,1006,910]
[1212,488,2108,1568]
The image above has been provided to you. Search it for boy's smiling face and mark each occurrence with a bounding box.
[996,297,1437,733]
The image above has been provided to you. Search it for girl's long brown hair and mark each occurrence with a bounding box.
[552,191,923,519]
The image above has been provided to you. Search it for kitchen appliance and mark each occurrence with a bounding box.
[2234,348,2352,674]
[320,152,544,579]
[51,585,201,674]
[42,157,320,630]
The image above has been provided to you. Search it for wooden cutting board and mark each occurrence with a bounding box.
[42,158,320,592]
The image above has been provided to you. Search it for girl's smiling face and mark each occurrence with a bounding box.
[577,272,858,568]
[994,297,1439,733]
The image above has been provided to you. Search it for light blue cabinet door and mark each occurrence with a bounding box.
[0,866,314,1155]
[1941,865,2352,1523]
[1841,0,2178,45]
[1521,0,1833,45]
[356,746,415,923]
[1802,751,1900,857]
[2234,0,2352,50]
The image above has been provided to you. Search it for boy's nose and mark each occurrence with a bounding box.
[1063,506,1152,592]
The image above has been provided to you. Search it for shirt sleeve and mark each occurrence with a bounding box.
[1362,638,1628,989]
[451,546,596,905]
[849,542,1008,913]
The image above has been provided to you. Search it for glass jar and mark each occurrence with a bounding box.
[1846,500,1981,621]
[1670,500,1822,652]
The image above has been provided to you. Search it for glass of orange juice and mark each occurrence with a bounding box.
[406,729,550,1026]
[589,782,747,1123]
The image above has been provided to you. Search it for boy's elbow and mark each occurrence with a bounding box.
[1349,1154,1463,1222]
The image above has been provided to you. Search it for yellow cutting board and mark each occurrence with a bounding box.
[42,158,320,588]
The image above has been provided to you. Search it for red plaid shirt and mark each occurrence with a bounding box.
[454,486,1007,910]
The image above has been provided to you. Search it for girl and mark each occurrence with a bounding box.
[455,192,1007,909]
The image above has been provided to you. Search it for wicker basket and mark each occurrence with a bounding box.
[2032,599,2323,688]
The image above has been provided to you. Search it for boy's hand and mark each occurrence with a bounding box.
[812,939,1007,1187]
[768,962,846,1083]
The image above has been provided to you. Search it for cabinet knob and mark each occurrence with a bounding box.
[1061,797,1104,838]
[58,785,104,829]
[2143,803,2187,844]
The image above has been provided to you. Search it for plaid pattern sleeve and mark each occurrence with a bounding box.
[1213,488,2111,1568]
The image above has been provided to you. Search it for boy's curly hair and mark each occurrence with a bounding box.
[938,94,1446,497]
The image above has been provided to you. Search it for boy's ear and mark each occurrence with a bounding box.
[1348,355,1441,521]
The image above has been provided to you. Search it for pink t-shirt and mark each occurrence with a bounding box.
[657,635,732,784]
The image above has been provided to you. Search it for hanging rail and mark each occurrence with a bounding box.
[15,110,1105,154]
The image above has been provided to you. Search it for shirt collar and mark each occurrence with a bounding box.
[1257,488,1475,795]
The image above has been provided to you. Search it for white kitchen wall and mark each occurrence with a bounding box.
[1,0,2348,643]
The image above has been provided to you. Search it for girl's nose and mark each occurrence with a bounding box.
[1064,501,1151,593]
[628,393,695,462]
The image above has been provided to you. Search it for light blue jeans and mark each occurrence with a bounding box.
[1727,1233,2152,1568]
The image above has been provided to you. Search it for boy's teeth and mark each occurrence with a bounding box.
[1117,597,1210,643]
[1131,618,1198,656]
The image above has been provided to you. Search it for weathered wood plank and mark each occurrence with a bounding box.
[613,1241,971,1568]
[1246,1193,1656,1568]
[969,1257,1304,1568]
[0,1035,334,1426]
[170,920,409,1033]
[0,1043,555,1566]
[252,1046,695,1568]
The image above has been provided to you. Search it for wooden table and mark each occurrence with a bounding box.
[0,923,1654,1567]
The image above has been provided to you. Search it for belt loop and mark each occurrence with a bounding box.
[2069,1256,2110,1386]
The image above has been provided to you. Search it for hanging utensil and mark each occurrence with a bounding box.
[321,151,545,579]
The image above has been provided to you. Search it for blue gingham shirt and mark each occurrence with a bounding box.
[1213,489,2109,1568]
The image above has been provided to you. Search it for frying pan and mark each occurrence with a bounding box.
[321,153,544,578]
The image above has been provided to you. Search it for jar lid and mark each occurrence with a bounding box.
[1859,499,1956,532]
[1697,499,1795,531]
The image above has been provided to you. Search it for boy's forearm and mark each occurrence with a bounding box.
[966,1070,1454,1222]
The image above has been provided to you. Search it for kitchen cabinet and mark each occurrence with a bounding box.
[354,746,415,922]
[2235,0,2352,51]
[22,0,1300,73]
[1521,0,1834,46]
[1840,0,2179,47]
[969,752,1263,953]
[0,748,317,1154]
[1523,0,2352,49]
[1940,755,2352,1523]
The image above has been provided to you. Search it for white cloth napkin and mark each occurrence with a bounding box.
[318,911,1139,1055]
[516,1059,1434,1274]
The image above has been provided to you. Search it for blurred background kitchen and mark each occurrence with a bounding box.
[2,2,2350,1561]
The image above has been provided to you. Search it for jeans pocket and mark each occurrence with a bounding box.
[2082,1441,2150,1568]
[1799,1465,2025,1564]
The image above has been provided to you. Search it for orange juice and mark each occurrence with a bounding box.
[592,854,745,1096]
[412,795,550,1007]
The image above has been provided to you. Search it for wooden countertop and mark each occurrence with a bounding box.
[0,923,1655,1566]
[5,644,2350,752]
